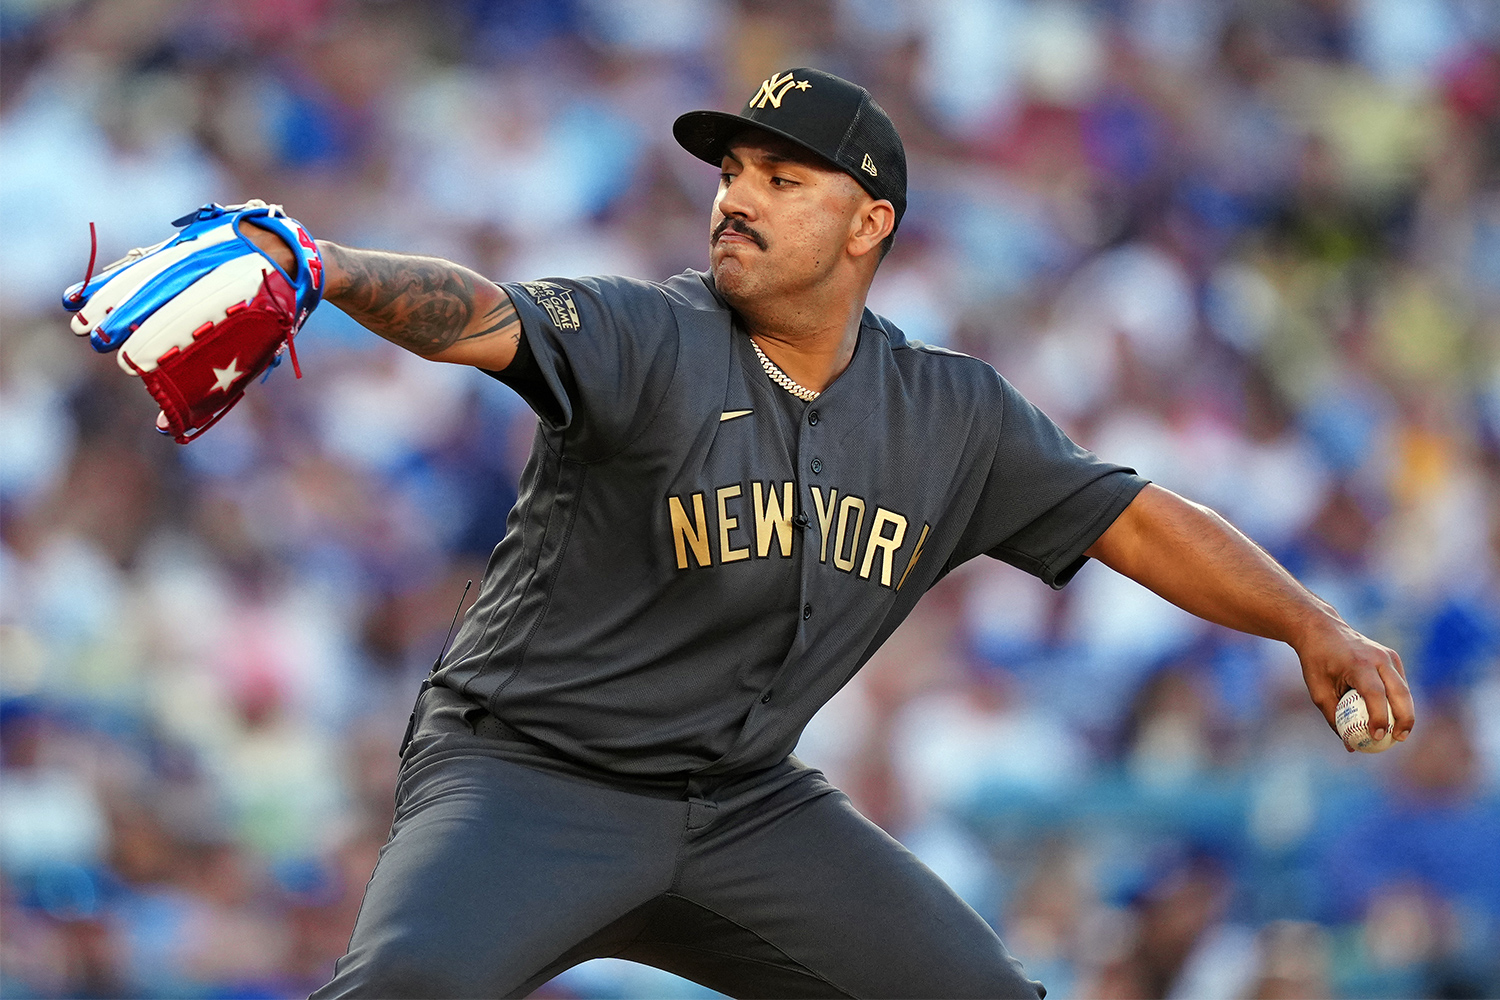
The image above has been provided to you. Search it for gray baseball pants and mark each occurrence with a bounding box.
[311,684,1044,999]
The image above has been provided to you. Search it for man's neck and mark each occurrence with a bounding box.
[733,287,868,395]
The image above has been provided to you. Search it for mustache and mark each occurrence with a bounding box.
[713,217,768,250]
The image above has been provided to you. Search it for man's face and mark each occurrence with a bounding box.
[709,131,869,306]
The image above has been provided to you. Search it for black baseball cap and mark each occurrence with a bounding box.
[673,68,907,231]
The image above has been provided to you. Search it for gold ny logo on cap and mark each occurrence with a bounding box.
[749,71,811,109]
[861,154,878,176]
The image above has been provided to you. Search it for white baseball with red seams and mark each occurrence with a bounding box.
[1334,689,1395,753]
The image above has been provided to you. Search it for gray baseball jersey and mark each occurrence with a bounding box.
[433,270,1147,778]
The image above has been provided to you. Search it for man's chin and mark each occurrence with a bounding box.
[710,257,754,299]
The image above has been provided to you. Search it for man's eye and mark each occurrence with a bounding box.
[771,176,795,187]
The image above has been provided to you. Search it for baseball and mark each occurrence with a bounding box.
[1334,689,1395,753]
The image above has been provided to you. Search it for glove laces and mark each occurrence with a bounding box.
[68,222,99,306]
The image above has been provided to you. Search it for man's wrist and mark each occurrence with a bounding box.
[1285,603,1349,653]
[314,241,346,299]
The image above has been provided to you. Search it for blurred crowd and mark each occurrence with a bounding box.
[2,0,1498,997]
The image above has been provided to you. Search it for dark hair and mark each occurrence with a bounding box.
[878,231,895,261]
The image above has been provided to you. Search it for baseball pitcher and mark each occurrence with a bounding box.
[66,68,1413,999]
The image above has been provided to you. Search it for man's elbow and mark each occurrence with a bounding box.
[1085,483,1239,571]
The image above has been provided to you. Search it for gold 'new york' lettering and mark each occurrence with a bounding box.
[859,508,908,586]
[717,485,749,563]
[670,482,922,585]
[831,495,867,572]
[752,481,795,558]
[810,486,838,563]
[668,493,711,569]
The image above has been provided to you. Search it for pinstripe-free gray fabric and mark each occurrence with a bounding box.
[437,270,1146,778]
[313,686,1044,999]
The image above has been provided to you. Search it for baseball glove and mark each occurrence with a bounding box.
[62,200,324,443]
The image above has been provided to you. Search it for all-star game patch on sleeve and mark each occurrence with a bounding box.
[488,274,680,461]
[951,372,1149,589]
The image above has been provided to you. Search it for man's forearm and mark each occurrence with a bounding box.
[1086,484,1413,740]
[1084,484,1338,645]
[318,242,517,364]
[244,225,521,369]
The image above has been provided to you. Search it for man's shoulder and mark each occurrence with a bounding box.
[655,270,727,313]
[506,272,692,332]
[511,272,675,307]
[863,309,1001,388]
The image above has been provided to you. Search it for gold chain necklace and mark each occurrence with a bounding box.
[751,341,820,401]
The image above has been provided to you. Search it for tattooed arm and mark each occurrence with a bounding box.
[318,244,521,369]
[247,230,522,370]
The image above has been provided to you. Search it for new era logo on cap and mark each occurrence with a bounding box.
[672,67,908,232]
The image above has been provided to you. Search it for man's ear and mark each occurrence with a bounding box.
[848,199,895,259]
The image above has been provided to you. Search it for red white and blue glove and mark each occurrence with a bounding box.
[62,200,324,443]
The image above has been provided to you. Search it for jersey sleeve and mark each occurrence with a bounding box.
[484,275,679,460]
[950,373,1149,588]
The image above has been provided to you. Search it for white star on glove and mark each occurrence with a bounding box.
[211,357,244,393]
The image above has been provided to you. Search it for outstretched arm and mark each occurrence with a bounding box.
[1084,483,1415,745]
[318,243,520,369]
[249,229,522,371]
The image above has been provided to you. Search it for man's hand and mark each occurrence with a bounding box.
[244,225,522,371]
[1086,484,1416,746]
[244,221,297,272]
[1293,616,1412,748]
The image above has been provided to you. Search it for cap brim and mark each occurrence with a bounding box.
[673,110,839,174]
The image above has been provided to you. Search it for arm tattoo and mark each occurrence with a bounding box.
[461,296,520,345]
[321,243,516,356]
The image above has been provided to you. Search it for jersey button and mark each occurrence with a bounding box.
[808,409,820,426]
[761,692,772,704]
[803,604,813,620]
[810,457,823,475]
[793,512,809,528]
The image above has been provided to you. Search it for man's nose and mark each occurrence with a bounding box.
[715,177,759,221]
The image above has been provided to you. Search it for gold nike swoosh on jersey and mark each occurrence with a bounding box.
[720,409,754,422]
